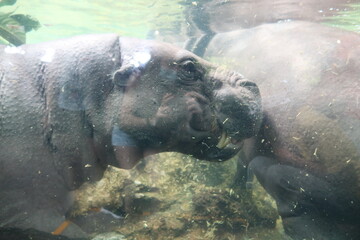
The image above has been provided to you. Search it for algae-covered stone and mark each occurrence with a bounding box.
[137,152,239,188]
[71,153,280,239]
[70,166,132,218]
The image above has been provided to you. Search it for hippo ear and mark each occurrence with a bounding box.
[113,65,137,87]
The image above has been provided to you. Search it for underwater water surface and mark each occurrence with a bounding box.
[1,0,360,44]
[1,0,185,43]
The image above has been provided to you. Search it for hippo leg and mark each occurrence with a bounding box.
[248,156,359,240]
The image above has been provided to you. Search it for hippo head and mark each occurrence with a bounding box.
[104,37,262,163]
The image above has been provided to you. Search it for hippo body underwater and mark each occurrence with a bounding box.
[161,1,360,238]
[202,22,360,239]
[0,34,262,237]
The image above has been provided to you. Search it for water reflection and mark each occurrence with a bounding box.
[182,0,359,32]
[179,0,360,55]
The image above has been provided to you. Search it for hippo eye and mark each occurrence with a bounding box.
[181,60,197,73]
[178,58,202,83]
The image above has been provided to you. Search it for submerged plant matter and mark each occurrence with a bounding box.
[69,153,287,240]
[0,0,40,45]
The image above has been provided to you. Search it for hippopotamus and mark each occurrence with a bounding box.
[0,34,262,237]
[201,22,360,239]
[162,0,358,57]
[185,0,357,32]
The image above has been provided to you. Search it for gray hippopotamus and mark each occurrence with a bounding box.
[0,34,262,237]
[185,0,357,33]
[167,1,360,239]
[175,0,358,57]
[203,22,360,239]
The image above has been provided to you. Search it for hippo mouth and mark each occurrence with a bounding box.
[185,103,244,161]
[189,128,244,162]
[204,131,244,161]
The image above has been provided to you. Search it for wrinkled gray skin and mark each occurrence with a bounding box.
[203,22,360,239]
[0,34,261,237]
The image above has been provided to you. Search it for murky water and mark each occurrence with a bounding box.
[1,1,360,240]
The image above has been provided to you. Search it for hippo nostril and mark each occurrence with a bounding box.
[236,80,261,96]
[213,80,223,90]
[237,80,257,88]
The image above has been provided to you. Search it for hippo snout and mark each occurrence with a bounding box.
[216,78,262,139]
[199,70,262,161]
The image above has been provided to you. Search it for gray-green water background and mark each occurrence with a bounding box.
[1,0,184,43]
[2,0,360,44]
